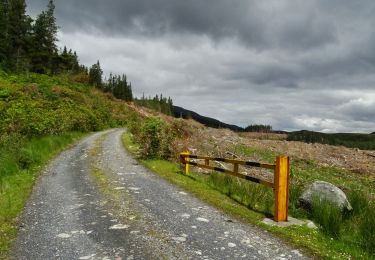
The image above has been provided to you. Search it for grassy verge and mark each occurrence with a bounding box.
[0,132,85,259]
[122,132,265,220]
[122,131,374,259]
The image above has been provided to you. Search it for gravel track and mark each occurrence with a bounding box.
[12,129,309,260]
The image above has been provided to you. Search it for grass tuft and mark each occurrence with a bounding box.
[358,204,375,256]
[310,197,343,238]
[207,172,274,215]
[348,189,369,216]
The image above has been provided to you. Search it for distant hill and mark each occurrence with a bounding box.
[287,130,375,150]
[172,106,243,131]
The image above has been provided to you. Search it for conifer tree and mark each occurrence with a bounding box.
[72,51,79,73]
[121,74,128,100]
[0,0,90,76]
[88,60,103,88]
[30,0,58,73]
[105,72,114,92]
[54,46,79,73]
[0,0,9,67]
[6,0,32,71]
[112,74,120,98]
[127,82,133,101]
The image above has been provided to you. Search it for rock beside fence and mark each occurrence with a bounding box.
[298,181,352,212]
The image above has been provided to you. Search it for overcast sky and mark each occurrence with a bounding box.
[27,0,375,133]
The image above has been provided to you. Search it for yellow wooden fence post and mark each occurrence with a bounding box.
[274,155,289,222]
[180,151,190,175]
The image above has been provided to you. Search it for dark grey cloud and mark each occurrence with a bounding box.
[27,0,347,50]
[26,0,375,133]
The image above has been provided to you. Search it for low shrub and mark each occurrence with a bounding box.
[17,148,35,169]
[128,116,184,159]
[129,117,172,159]
[142,117,165,158]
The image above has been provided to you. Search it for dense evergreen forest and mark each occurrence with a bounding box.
[0,0,133,101]
[0,0,81,74]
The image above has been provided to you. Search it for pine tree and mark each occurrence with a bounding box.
[0,0,9,67]
[127,82,133,101]
[0,0,88,75]
[6,0,32,71]
[30,0,58,73]
[88,60,103,88]
[72,51,79,73]
[121,74,128,100]
[112,74,120,98]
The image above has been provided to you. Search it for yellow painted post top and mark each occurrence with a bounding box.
[274,155,289,222]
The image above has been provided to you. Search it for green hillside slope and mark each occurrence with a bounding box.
[0,71,133,136]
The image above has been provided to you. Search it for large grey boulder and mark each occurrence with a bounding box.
[298,181,352,212]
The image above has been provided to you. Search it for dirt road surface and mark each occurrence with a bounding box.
[13,129,308,259]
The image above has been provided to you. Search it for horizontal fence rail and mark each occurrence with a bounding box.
[180,151,290,222]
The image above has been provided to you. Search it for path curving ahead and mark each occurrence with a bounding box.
[13,129,309,259]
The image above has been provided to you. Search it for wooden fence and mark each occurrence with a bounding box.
[180,152,289,222]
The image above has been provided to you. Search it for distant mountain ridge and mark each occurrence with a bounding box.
[172,106,243,131]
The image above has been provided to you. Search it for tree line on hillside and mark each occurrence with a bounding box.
[134,94,173,115]
[287,130,375,150]
[244,124,272,133]
[88,61,133,101]
[0,0,134,102]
